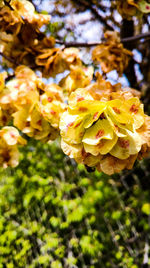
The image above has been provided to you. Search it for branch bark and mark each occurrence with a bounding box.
[55,32,150,47]
[121,19,138,89]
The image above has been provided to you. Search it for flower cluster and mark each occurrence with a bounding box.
[0,0,50,69]
[0,0,50,33]
[92,31,132,76]
[0,65,66,167]
[36,47,82,78]
[0,0,83,78]
[60,74,150,175]
[0,66,65,142]
[0,0,149,174]
[59,66,94,95]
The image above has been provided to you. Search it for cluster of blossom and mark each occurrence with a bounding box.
[0,0,138,78]
[0,0,150,174]
[0,0,84,77]
[0,0,50,70]
[1,67,150,173]
[0,66,66,166]
[92,31,132,76]
[60,74,150,175]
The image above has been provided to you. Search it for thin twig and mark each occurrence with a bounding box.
[56,32,150,47]
[1,32,150,67]
[55,40,102,47]
[72,0,114,31]
[4,0,14,10]
[0,52,19,66]
[122,32,150,43]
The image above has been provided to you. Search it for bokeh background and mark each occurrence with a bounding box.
[0,0,150,267]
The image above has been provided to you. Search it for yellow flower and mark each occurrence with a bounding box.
[0,66,40,122]
[10,0,50,28]
[1,126,26,145]
[0,66,64,143]
[59,66,94,95]
[38,84,66,128]
[92,31,132,76]
[36,47,82,78]
[127,0,150,13]
[137,1,150,13]
[13,106,58,142]
[60,78,150,175]
[0,6,22,34]
[0,126,26,168]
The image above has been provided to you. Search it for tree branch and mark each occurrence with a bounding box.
[0,52,19,65]
[55,32,150,47]
[72,0,114,31]
[1,32,150,67]
[4,0,14,10]
[122,32,150,43]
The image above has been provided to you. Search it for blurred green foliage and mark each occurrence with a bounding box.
[0,139,150,267]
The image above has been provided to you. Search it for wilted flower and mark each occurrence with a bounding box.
[36,47,82,78]
[35,47,62,77]
[62,48,82,68]
[92,31,132,76]
[10,0,50,29]
[0,0,51,69]
[0,6,22,34]
[60,74,150,175]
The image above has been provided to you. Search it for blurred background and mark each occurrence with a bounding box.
[0,0,150,267]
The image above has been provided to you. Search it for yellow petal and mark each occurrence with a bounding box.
[17,136,27,145]
[84,108,106,129]
[2,127,20,146]
[125,97,145,129]
[104,113,127,137]
[83,154,101,167]
[61,139,82,159]
[83,134,118,156]
[68,100,106,116]
[13,108,29,130]
[30,108,42,131]
[68,88,94,107]
[107,99,133,125]
[98,155,126,175]
[60,111,86,144]
[110,129,142,159]
[137,115,150,146]
[82,119,114,145]
[83,143,99,156]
